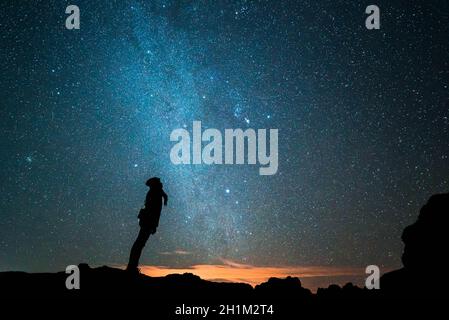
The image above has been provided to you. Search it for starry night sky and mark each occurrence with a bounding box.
[1,0,448,282]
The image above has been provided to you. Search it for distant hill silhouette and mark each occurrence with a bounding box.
[1,193,447,304]
[380,192,449,298]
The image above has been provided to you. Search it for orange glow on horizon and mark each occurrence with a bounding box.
[119,259,366,290]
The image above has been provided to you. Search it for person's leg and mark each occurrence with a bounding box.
[127,226,151,271]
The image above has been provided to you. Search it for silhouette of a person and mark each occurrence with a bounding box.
[127,177,168,272]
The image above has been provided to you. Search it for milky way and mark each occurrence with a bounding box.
[1,1,448,275]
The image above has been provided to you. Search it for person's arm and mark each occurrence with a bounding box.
[162,190,168,206]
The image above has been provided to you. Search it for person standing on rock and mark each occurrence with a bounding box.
[127,177,168,273]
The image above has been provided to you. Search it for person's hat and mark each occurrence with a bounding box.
[146,177,161,187]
